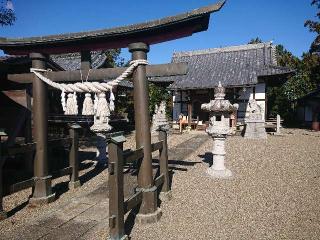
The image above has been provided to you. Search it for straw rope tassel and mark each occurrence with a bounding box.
[61,90,66,112]
[65,93,78,115]
[82,93,94,115]
[96,93,110,119]
[109,91,115,112]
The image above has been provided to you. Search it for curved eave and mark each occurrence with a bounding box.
[0,1,225,55]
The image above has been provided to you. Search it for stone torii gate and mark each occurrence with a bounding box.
[0,1,225,223]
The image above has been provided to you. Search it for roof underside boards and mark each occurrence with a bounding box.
[150,42,294,90]
[0,1,225,54]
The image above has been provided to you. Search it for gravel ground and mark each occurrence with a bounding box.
[130,129,320,240]
[1,129,320,240]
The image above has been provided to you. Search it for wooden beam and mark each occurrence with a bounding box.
[151,141,163,152]
[7,63,188,84]
[123,190,143,214]
[123,147,144,164]
[154,174,165,188]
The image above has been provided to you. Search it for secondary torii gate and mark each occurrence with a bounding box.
[0,1,225,223]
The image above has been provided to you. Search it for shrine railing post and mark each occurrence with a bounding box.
[128,42,162,223]
[108,135,127,240]
[29,53,55,205]
[68,124,81,189]
[158,128,172,201]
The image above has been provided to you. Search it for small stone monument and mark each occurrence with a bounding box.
[90,93,113,165]
[201,82,238,179]
[152,101,170,132]
[244,99,267,139]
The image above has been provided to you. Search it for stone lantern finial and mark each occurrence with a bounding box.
[214,81,226,100]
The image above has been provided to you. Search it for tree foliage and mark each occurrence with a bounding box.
[0,0,16,26]
[148,83,171,117]
[248,37,263,44]
[304,0,320,53]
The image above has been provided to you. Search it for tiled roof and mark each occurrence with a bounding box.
[150,42,293,89]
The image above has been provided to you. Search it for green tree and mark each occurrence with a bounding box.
[148,83,170,117]
[276,45,301,69]
[248,37,263,44]
[0,0,15,26]
[304,0,320,53]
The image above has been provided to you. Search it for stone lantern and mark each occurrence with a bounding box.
[201,82,238,179]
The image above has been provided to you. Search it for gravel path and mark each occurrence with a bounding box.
[1,129,319,239]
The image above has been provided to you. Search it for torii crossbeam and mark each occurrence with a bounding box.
[0,0,225,232]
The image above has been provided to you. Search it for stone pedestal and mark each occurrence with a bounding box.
[95,132,108,165]
[244,119,267,139]
[207,136,232,179]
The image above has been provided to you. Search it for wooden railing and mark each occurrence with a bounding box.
[108,129,170,240]
[0,124,81,220]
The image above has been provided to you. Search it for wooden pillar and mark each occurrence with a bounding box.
[68,124,81,189]
[188,91,192,128]
[158,129,172,202]
[0,131,7,220]
[265,82,268,120]
[180,90,183,114]
[108,135,127,240]
[29,53,55,205]
[128,43,161,223]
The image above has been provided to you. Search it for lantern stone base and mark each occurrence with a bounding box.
[136,207,162,224]
[207,167,233,179]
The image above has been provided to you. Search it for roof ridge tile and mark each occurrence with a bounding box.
[173,42,273,58]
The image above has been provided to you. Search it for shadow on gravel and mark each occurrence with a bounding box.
[53,150,107,200]
[7,200,29,218]
[199,152,213,167]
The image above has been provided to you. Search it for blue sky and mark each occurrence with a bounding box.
[0,0,318,64]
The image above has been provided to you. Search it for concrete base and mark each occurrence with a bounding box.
[207,168,233,179]
[29,193,56,206]
[68,180,81,190]
[136,207,162,224]
[159,190,173,202]
[0,210,7,221]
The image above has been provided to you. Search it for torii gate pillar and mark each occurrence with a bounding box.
[29,53,55,205]
[129,43,162,223]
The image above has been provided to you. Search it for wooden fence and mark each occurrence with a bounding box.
[108,129,170,240]
[0,124,81,220]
